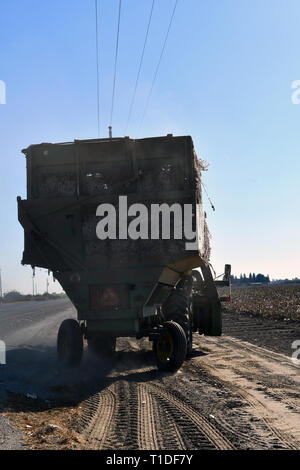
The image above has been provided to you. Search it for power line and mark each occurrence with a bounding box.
[124,0,155,135]
[137,0,178,136]
[201,181,216,212]
[95,0,100,137]
[110,0,122,128]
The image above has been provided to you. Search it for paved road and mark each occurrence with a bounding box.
[0,299,77,398]
[0,298,78,448]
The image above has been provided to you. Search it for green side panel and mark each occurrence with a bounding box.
[86,318,138,337]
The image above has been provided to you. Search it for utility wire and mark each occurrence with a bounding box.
[137,0,178,136]
[201,181,216,212]
[124,0,155,135]
[95,0,100,137]
[110,0,122,127]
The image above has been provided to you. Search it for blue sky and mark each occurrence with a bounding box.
[0,0,299,293]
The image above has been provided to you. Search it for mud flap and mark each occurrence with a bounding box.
[210,301,222,336]
[193,295,222,336]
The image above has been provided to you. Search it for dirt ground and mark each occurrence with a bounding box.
[227,283,300,321]
[3,308,300,450]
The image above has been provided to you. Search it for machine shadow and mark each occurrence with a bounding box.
[1,344,165,412]
[2,339,208,414]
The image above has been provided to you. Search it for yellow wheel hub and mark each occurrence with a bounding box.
[156,330,174,363]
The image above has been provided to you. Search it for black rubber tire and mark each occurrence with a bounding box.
[88,336,116,357]
[57,319,83,367]
[162,288,192,357]
[153,321,187,372]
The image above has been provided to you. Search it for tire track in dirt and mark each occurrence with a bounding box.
[185,358,299,450]
[105,381,138,450]
[82,381,140,450]
[137,385,160,450]
[79,378,234,450]
[221,335,300,367]
[145,383,234,450]
[81,386,116,449]
[78,333,300,450]
[180,359,273,449]
[80,381,187,450]
[210,336,300,449]
[137,384,186,450]
[231,386,299,450]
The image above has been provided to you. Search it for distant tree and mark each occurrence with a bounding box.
[255,273,269,283]
[2,290,66,303]
[3,291,24,302]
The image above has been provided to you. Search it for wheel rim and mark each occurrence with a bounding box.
[156,330,174,363]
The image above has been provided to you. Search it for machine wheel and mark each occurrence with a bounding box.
[57,319,83,367]
[153,321,187,372]
[88,336,116,357]
[162,287,192,357]
[192,270,203,292]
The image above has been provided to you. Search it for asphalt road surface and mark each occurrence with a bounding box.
[0,299,300,450]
